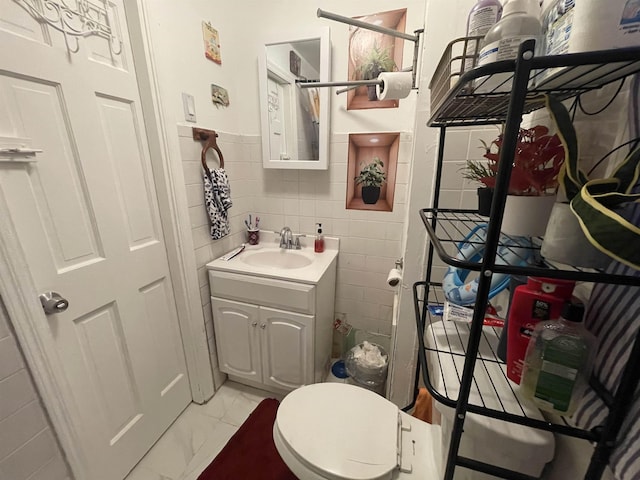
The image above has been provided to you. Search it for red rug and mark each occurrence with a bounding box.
[197,398,298,480]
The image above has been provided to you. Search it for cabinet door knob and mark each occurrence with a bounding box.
[251,321,258,327]
[260,323,266,329]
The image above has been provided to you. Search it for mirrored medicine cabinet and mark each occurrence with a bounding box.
[258,27,331,169]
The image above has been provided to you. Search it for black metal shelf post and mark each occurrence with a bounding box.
[441,40,537,480]
[407,126,448,412]
[419,41,640,480]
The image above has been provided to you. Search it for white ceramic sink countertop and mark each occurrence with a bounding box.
[206,232,339,284]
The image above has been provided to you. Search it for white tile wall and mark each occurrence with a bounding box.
[249,133,411,336]
[177,125,255,388]
[179,126,407,341]
[427,126,498,281]
[0,302,71,480]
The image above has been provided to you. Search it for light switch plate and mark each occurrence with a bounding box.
[182,93,196,122]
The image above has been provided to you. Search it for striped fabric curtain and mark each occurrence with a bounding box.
[573,199,640,479]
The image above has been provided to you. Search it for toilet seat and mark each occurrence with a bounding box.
[274,383,399,480]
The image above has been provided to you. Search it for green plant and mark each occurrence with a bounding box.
[357,44,396,80]
[354,157,387,187]
[461,126,565,195]
[546,94,640,269]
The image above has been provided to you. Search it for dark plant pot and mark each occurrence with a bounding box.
[362,186,381,204]
[366,68,383,101]
[477,187,494,216]
[367,85,378,101]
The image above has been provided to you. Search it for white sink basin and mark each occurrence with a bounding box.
[241,250,313,269]
[207,235,339,284]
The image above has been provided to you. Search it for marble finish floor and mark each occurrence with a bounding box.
[125,381,283,480]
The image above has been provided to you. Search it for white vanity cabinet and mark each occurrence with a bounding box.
[208,261,336,394]
[210,297,314,390]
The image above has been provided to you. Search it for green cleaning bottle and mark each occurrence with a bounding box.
[520,301,597,416]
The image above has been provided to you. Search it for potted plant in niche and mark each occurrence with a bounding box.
[355,157,387,204]
[541,94,640,269]
[357,44,396,101]
[462,125,565,236]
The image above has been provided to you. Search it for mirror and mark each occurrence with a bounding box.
[259,28,331,169]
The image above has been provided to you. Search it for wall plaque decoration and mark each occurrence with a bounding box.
[211,84,229,107]
[202,21,222,64]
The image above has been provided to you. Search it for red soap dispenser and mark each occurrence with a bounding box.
[314,223,324,253]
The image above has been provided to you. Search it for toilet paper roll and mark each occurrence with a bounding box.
[387,268,403,287]
[376,72,412,101]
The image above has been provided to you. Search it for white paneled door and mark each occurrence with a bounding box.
[0,2,191,480]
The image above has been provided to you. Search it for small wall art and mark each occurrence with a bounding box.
[211,84,229,107]
[346,132,399,212]
[202,21,222,64]
[347,9,407,111]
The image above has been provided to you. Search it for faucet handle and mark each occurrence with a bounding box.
[292,234,306,249]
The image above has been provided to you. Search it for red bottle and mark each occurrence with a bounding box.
[506,277,575,384]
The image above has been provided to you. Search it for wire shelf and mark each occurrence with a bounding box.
[429,45,640,127]
[420,208,640,287]
[414,281,601,440]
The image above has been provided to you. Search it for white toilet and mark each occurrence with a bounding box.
[274,324,556,480]
[273,382,441,480]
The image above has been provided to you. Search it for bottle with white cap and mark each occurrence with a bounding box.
[463,0,503,72]
[475,0,542,91]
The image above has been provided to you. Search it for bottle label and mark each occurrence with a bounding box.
[495,35,538,61]
[477,35,539,66]
[468,6,500,36]
[531,299,551,320]
[533,336,586,412]
[543,7,574,56]
[477,40,500,66]
[465,6,500,72]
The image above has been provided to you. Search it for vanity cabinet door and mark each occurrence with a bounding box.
[259,306,314,390]
[211,297,261,382]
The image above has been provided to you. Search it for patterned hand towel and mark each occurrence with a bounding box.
[203,167,232,240]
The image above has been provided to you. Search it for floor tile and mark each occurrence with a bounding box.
[127,405,236,480]
[124,465,172,480]
[126,381,279,480]
[199,382,283,427]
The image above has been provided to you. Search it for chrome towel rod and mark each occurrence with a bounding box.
[299,9,424,94]
[297,79,382,89]
[316,9,419,42]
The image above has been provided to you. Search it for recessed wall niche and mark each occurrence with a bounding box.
[347,8,407,111]
[347,133,399,212]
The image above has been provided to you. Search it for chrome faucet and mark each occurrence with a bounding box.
[279,226,293,249]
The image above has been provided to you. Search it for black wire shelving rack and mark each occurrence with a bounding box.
[419,40,640,480]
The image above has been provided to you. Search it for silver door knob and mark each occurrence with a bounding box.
[251,321,258,327]
[39,292,69,314]
[260,323,266,329]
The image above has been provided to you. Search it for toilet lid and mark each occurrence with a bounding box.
[275,383,399,480]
